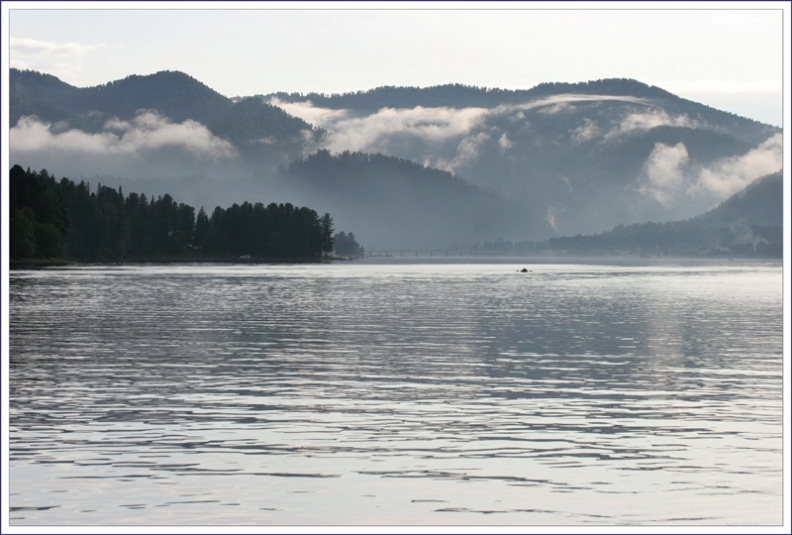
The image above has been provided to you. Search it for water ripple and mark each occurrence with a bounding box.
[9,262,783,525]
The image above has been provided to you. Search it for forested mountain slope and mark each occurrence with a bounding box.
[10,69,783,249]
[278,150,542,250]
[539,171,783,257]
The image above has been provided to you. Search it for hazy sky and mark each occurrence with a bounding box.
[3,1,788,126]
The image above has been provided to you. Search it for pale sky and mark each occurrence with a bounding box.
[2,1,789,126]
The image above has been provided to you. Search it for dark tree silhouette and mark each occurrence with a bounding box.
[9,165,342,262]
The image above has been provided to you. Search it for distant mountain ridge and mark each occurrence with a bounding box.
[9,68,320,161]
[265,78,775,145]
[260,76,781,237]
[268,79,679,112]
[9,68,783,249]
[11,69,230,127]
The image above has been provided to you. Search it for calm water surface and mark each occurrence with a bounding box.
[8,260,783,525]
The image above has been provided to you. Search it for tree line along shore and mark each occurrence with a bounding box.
[9,165,362,265]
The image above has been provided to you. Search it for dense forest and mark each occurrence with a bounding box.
[9,165,340,262]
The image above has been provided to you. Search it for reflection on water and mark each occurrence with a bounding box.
[8,261,783,525]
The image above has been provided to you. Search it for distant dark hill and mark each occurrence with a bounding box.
[10,69,81,126]
[540,171,783,257]
[78,70,233,126]
[697,171,783,228]
[278,150,542,250]
[9,68,315,147]
[10,68,232,130]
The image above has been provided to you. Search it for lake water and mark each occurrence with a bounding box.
[7,259,784,526]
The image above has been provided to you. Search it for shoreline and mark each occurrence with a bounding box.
[8,254,780,270]
[8,255,349,269]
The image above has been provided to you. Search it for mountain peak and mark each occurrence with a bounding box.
[98,69,205,89]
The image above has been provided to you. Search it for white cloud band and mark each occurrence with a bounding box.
[10,112,237,159]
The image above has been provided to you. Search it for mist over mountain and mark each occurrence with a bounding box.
[276,150,543,250]
[539,171,783,257]
[9,69,783,250]
[267,79,775,146]
[9,68,319,178]
[266,80,781,237]
[11,69,232,129]
[697,170,782,229]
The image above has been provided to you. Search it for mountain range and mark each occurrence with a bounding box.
[8,68,783,250]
